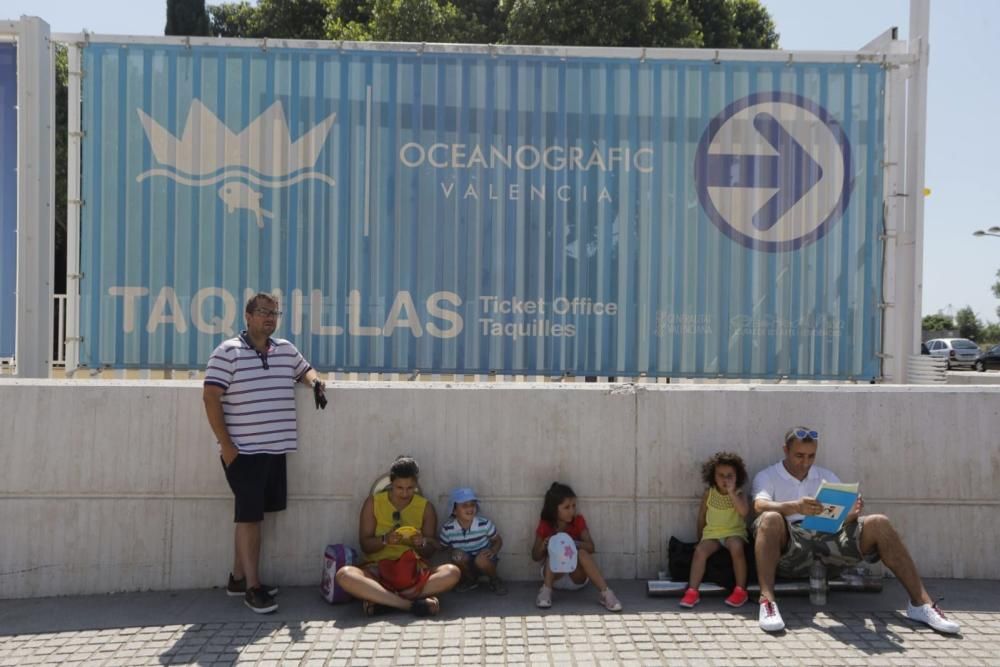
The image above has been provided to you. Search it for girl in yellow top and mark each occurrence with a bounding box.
[680,452,750,609]
[334,456,460,616]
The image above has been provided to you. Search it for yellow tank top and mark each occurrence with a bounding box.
[701,487,748,541]
[365,491,429,563]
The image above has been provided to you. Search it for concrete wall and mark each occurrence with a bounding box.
[1,380,998,599]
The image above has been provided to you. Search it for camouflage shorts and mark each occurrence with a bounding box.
[751,515,880,579]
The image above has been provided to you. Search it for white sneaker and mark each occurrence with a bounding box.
[758,598,785,632]
[599,588,623,612]
[535,585,552,609]
[906,600,960,634]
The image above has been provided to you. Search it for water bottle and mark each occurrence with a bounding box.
[809,558,827,605]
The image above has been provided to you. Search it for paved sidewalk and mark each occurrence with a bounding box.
[1,579,998,666]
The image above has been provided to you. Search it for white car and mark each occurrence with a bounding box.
[924,338,980,370]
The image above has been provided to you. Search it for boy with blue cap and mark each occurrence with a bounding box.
[438,487,506,594]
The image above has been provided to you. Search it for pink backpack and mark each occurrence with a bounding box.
[321,544,358,604]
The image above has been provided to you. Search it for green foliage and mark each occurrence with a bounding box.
[54,47,68,297]
[955,306,982,341]
[684,0,738,48]
[981,322,1000,345]
[992,268,1000,319]
[504,0,652,47]
[166,0,212,36]
[731,0,778,48]
[645,0,703,48]
[921,313,955,332]
[209,0,329,39]
[205,0,778,49]
[208,1,263,37]
[453,0,508,43]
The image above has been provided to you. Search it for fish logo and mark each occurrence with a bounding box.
[135,99,336,228]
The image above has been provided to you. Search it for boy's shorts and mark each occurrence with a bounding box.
[453,549,499,578]
[468,550,499,577]
[752,515,880,578]
[221,452,287,523]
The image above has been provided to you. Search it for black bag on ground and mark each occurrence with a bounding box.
[667,536,757,590]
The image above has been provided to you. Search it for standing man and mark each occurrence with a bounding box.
[203,293,326,614]
[751,426,960,635]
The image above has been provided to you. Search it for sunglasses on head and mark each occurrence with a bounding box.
[786,427,819,443]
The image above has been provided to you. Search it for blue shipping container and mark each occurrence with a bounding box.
[79,43,885,378]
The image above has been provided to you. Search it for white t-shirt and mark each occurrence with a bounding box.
[751,461,841,523]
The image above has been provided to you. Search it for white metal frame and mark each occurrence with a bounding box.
[4,17,55,378]
[48,31,919,66]
[65,41,82,375]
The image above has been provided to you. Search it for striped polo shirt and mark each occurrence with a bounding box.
[438,515,498,555]
[204,331,311,455]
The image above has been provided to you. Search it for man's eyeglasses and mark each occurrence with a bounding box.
[786,427,819,443]
[254,308,282,318]
[392,510,401,528]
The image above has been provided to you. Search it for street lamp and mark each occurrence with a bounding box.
[972,226,1000,238]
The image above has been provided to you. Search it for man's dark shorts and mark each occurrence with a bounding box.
[752,515,880,578]
[221,452,287,523]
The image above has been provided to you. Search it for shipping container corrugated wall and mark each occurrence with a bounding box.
[0,43,17,359]
[79,43,884,378]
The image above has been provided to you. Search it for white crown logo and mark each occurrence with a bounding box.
[137,99,336,177]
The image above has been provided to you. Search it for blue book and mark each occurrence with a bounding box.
[800,480,859,533]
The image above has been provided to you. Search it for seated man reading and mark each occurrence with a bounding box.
[751,426,960,635]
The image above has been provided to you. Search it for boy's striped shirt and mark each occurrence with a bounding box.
[204,332,310,454]
[438,515,498,555]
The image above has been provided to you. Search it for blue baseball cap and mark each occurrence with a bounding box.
[449,487,479,513]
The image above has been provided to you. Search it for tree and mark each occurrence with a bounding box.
[206,0,779,50]
[208,1,261,37]
[955,306,982,341]
[166,0,212,36]
[645,0,703,48]
[505,0,652,47]
[981,322,1000,345]
[992,268,1000,319]
[731,0,778,48]
[209,0,329,39]
[54,47,68,301]
[453,0,508,43]
[367,0,475,42]
[921,313,954,332]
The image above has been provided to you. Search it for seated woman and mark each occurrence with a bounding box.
[334,456,460,616]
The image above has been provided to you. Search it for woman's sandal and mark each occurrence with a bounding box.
[362,600,392,617]
[409,597,439,617]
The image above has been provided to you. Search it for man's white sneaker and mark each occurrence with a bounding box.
[906,600,960,634]
[758,598,785,632]
[535,585,553,609]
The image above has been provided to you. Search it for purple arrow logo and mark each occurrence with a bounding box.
[695,92,852,253]
[703,113,823,232]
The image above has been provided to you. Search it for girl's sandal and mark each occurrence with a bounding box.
[410,596,440,617]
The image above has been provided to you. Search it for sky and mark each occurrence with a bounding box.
[5,0,999,324]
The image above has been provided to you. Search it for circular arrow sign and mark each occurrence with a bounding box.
[694,92,852,252]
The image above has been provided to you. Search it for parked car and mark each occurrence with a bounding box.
[975,344,1000,372]
[924,338,981,370]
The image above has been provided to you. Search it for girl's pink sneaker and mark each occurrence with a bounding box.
[725,586,749,607]
[679,588,700,608]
